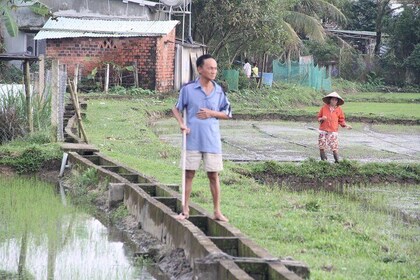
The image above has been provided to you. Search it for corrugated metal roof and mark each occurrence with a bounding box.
[34,17,179,40]
[328,29,377,36]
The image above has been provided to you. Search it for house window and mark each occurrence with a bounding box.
[25,33,46,55]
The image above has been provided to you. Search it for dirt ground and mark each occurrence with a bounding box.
[154,119,420,163]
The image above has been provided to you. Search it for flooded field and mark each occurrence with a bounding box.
[154,119,420,163]
[0,177,156,280]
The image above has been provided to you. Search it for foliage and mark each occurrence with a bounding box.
[192,0,277,61]
[191,0,345,63]
[404,43,420,70]
[226,82,322,113]
[304,101,420,120]
[71,167,99,190]
[110,204,129,223]
[341,0,377,31]
[0,86,52,143]
[0,0,50,37]
[0,143,61,174]
[246,159,420,182]
[343,92,420,103]
[303,38,340,64]
[65,167,101,209]
[0,176,72,240]
[338,48,369,81]
[108,86,155,96]
[381,5,420,85]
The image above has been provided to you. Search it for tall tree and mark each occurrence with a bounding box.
[383,4,420,83]
[342,0,377,31]
[191,0,347,62]
[192,0,273,61]
[374,0,391,55]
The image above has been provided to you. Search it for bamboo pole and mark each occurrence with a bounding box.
[68,78,89,144]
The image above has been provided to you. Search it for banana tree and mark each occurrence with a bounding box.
[0,0,49,37]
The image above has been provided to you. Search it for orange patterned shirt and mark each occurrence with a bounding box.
[317,104,346,132]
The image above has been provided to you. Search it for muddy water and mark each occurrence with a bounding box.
[154,119,420,163]
[0,178,157,280]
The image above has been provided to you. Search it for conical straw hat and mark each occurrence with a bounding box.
[322,91,344,106]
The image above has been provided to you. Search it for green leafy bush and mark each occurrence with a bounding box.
[11,146,49,174]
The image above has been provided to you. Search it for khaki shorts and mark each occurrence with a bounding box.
[181,151,223,172]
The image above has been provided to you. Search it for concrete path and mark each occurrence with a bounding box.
[154,119,420,163]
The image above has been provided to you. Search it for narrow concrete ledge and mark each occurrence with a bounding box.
[61,143,99,154]
[67,149,310,279]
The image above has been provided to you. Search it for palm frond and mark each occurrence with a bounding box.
[283,11,326,42]
[279,20,302,58]
[316,0,347,24]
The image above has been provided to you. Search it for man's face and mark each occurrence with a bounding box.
[198,58,218,81]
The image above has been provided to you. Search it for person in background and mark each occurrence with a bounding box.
[317,91,352,163]
[251,62,260,84]
[172,54,232,222]
[243,58,251,78]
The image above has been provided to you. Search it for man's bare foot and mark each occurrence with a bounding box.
[175,212,189,220]
[213,212,229,222]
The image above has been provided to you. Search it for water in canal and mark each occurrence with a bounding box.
[0,176,157,280]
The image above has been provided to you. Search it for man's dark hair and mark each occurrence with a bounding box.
[245,58,249,63]
[196,54,214,68]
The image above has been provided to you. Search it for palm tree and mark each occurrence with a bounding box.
[280,0,347,59]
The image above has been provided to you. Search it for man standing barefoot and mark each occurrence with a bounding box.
[172,54,231,222]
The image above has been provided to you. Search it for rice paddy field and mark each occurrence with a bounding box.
[81,89,420,279]
[0,177,155,280]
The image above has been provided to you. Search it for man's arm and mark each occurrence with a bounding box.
[196,108,229,120]
[172,106,189,132]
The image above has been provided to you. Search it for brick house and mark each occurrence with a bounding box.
[35,17,179,92]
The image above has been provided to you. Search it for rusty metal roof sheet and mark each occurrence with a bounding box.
[34,17,179,40]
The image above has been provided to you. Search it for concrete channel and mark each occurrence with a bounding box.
[62,102,310,280]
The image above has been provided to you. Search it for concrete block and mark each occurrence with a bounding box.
[108,183,125,208]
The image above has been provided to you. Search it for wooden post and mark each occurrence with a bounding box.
[24,60,33,133]
[105,63,110,94]
[51,60,59,141]
[68,78,89,144]
[38,54,45,99]
[133,61,139,87]
[74,64,79,94]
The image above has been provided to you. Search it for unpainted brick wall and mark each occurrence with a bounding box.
[45,30,176,92]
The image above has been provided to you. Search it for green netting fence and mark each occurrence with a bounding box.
[222,69,239,91]
[273,60,332,91]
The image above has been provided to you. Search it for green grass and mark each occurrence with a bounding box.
[244,159,420,182]
[344,92,420,103]
[304,102,420,120]
[226,83,323,113]
[0,140,61,173]
[0,177,74,241]
[83,97,420,280]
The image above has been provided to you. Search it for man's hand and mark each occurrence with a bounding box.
[180,124,190,134]
[197,108,213,119]
[345,124,352,130]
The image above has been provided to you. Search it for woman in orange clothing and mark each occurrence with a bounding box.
[317,92,352,163]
